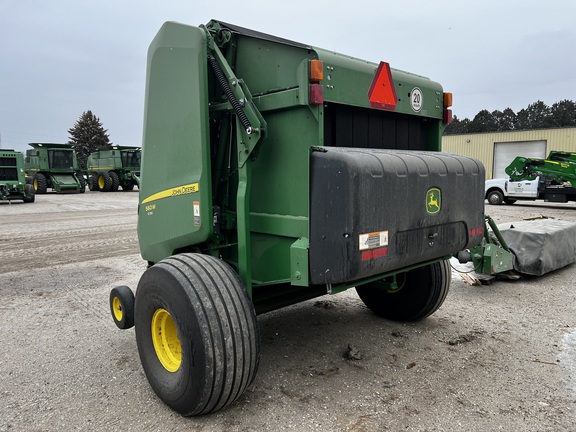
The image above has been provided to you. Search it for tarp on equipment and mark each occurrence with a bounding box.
[498,219,576,276]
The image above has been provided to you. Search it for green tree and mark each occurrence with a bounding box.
[516,100,553,130]
[493,108,517,131]
[551,100,576,127]
[468,110,497,133]
[444,115,470,135]
[68,110,111,169]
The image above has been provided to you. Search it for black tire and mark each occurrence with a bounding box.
[487,190,504,205]
[110,286,135,330]
[90,173,100,191]
[134,253,259,416]
[77,174,87,193]
[23,183,35,203]
[98,172,112,192]
[356,260,451,321]
[504,198,516,205]
[122,182,135,191]
[34,173,47,194]
[109,171,120,192]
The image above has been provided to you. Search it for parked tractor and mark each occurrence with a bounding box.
[87,145,141,192]
[0,149,35,203]
[24,143,86,193]
[109,20,486,416]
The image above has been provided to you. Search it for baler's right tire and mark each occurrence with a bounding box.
[487,190,504,205]
[109,172,120,192]
[134,253,260,416]
[34,173,47,194]
[122,183,134,191]
[98,172,112,192]
[356,259,451,321]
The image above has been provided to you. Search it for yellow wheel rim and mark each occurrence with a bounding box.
[33,179,38,191]
[112,296,123,322]
[384,273,407,294]
[98,176,106,189]
[151,308,182,372]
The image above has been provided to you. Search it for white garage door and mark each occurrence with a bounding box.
[493,140,546,179]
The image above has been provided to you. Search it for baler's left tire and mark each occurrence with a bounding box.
[110,285,135,330]
[134,253,259,416]
[356,259,451,321]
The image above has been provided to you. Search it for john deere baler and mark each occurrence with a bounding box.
[109,20,485,416]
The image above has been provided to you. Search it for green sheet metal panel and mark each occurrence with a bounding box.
[138,22,213,263]
[315,48,445,120]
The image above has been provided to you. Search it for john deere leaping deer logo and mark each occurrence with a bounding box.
[426,188,441,215]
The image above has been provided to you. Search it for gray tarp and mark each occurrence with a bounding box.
[497,219,576,276]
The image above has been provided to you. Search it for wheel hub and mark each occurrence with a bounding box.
[112,297,123,321]
[151,308,182,372]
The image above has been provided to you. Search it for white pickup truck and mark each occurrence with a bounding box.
[485,177,576,205]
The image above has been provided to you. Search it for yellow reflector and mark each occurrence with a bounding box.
[444,92,453,108]
[309,59,324,82]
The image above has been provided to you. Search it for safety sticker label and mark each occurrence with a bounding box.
[193,201,200,226]
[359,230,389,250]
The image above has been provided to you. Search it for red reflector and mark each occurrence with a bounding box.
[443,109,453,124]
[368,61,397,110]
[469,226,484,237]
[309,84,323,106]
[361,247,388,261]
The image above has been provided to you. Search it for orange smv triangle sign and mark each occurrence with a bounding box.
[368,61,397,110]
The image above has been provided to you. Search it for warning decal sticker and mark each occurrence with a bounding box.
[359,231,389,251]
[193,201,201,226]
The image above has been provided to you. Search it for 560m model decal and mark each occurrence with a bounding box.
[141,182,199,205]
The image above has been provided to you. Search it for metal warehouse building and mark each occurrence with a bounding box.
[442,127,576,179]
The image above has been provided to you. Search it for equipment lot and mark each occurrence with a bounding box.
[1,192,575,431]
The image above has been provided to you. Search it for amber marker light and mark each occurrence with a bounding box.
[309,59,324,83]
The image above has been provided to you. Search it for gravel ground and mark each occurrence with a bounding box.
[0,192,575,431]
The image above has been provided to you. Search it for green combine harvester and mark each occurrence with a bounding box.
[0,149,35,203]
[87,145,141,192]
[109,20,486,416]
[24,143,86,193]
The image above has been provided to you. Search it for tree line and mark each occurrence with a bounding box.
[444,99,576,135]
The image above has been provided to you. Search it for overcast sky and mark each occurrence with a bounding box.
[1,0,575,153]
